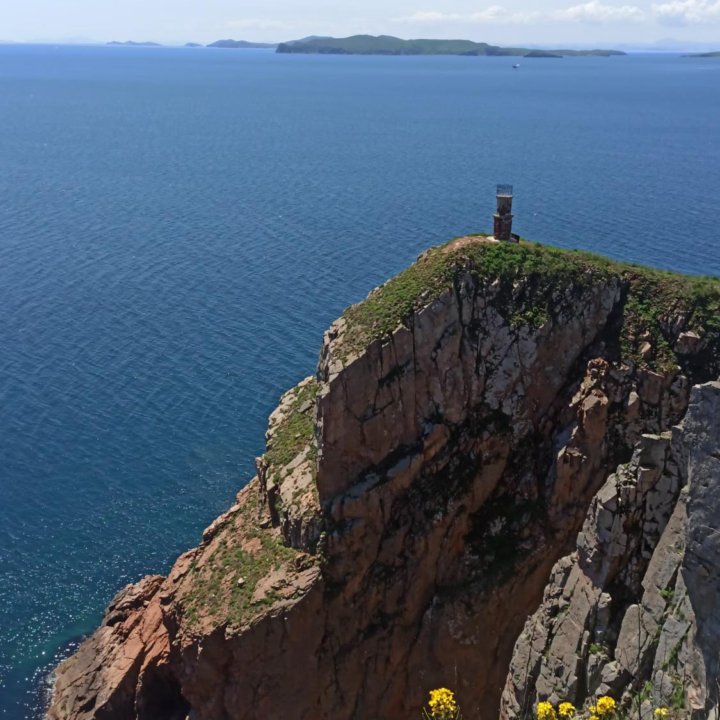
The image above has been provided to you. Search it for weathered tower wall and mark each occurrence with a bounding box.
[493,185,515,242]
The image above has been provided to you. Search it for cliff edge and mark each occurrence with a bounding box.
[48,237,720,720]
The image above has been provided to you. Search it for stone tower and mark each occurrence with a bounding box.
[493,184,516,242]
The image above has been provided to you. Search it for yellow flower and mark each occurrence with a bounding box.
[536,701,557,720]
[596,696,616,716]
[588,705,597,715]
[558,702,576,718]
[427,688,459,720]
[654,709,670,719]
[589,716,601,720]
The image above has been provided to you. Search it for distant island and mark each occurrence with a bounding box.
[107,40,162,47]
[524,50,563,58]
[684,51,720,57]
[107,39,278,49]
[103,36,626,56]
[207,39,277,49]
[276,35,626,57]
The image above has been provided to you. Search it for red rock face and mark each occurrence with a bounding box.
[47,246,713,720]
[47,575,178,720]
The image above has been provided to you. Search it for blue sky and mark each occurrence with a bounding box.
[2,0,719,46]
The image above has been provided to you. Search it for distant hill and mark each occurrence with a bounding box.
[185,42,203,48]
[207,39,277,49]
[107,40,162,47]
[276,35,626,57]
[548,48,627,56]
[684,51,720,57]
[524,50,562,58]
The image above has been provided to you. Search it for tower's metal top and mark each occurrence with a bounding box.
[496,184,514,197]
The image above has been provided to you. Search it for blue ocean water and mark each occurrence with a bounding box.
[0,44,718,718]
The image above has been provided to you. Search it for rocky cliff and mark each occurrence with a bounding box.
[47,237,720,720]
[500,379,720,719]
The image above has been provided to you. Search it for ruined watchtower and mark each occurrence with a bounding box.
[493,184,516,242]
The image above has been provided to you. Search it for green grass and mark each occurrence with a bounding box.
[619,267,720,372]
[338,240,612,356]
[671,677,685,710]
[336,239,720,376]
[265,379,319,471]
[183,488,300,629]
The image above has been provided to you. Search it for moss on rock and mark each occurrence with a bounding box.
[265,378,319,472]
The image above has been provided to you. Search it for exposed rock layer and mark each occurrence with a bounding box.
[501,381,720,719]
[48,239,720,720]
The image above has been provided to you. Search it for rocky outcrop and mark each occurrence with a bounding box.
[48,239,720,720]
[500,381,720,719]
[49,575,179,720]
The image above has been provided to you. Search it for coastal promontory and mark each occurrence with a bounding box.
[48,237,720,720]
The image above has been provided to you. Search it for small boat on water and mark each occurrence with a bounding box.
[513,63,520,69]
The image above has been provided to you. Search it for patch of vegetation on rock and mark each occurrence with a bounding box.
[265,378,319,471]
[619,267,720,376]
[183,486,300,629]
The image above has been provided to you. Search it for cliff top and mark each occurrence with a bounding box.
[335,236,720,375]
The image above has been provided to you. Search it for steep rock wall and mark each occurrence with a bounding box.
[48,239,720,720]
[500,381,720,719]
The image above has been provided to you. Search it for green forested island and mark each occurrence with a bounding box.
[276,35,626,56]
[207,39,277,49]
[523,50,563,58]
[684,50,720,57]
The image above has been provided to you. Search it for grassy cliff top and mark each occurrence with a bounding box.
[337,237,720,374]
